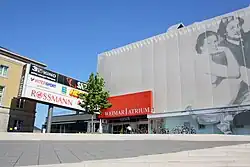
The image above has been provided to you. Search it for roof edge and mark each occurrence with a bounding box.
[98,5,250,58]
[0,47,47,68]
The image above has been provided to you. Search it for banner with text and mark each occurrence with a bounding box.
[18,64,87,111]
[98,91,153,118]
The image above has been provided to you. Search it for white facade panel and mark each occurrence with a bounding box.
[141,43,154,90]
[152,37,168,114]
[178,27,197,110]
[165,33,182,112]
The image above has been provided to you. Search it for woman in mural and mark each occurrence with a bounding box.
[195,31,242,104]
[195,31,243,134]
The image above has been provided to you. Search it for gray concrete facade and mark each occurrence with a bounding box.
[0,108,10,132]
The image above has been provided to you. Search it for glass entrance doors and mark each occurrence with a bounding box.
[113,124,129,134]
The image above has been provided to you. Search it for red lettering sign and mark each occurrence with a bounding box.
[31,89,73,106]
[98,91,153,118]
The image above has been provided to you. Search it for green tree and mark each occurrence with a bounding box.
[78,72,112,115]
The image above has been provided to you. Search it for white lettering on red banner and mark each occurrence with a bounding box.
[30,89,73,106]
[103,107,153,117]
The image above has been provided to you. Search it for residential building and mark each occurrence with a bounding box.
[0,47,46,132]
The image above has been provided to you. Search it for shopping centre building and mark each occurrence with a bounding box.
[97,6,250,135]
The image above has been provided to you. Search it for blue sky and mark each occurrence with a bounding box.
[1,0,249,128]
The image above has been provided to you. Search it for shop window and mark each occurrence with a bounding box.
[16,98,25,108]
[0,86,4,105]
[0,65,9,77]
[13,120,24,131]
[184,122,190,128]
[235,125,244,128]
[198,124,206,129]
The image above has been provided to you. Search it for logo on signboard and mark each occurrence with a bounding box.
[57,74,87,91]
[77,81,87,91]
[69,89,81,98]
[30,65,58,82]
[66,77,75,88]
[30,89,73,106]
[31,65,38,72]
[30,77,56,88]
[61,86,67,95]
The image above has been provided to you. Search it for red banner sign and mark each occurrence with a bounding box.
[98,91,153,119]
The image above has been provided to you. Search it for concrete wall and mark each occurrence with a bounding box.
[0,108,10,132]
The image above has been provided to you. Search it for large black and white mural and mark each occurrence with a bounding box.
[195,16,250,107]
[194,14,250,134]
[98,7,250,134]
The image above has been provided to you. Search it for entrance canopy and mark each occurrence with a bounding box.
[147,105,250,119]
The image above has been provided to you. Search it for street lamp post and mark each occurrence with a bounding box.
[92,111,100,133]
[92,105,101,133]
[87,105,101,133]
[88,105,100,133]
[99,118,103,133]
[91,114,94,133]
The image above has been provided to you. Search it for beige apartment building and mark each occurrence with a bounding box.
[0,47,46,132]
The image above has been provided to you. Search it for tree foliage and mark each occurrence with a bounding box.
[78,72,112,115]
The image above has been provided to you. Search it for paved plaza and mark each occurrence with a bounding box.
[0,139,249,167]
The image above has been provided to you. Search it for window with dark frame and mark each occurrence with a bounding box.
[14,120,24,131]
[0,86,4,105]
[198,124,206,129]
[16,98,25,109]
[0,65,9,77]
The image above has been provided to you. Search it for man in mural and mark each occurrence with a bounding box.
[194,15,250,134]
[218,16,250,105]
[217,16,250,134]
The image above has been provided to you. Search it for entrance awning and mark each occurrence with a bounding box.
[51,121,76,125]
[147,105,250,119]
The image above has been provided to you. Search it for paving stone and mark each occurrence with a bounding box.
[0,140,248,166]
[38,157,61,165]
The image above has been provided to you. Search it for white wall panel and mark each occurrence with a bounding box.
[178,28,197,110]
[152,38,168,113]
[141,43,154,90]
[165,33,182,111]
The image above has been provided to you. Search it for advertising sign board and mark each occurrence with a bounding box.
[98,91,153,118]
[18,64,87,111]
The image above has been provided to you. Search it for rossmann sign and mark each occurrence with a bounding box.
[18,64,87,111]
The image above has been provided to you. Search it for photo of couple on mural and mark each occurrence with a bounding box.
[194,15,250,134]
